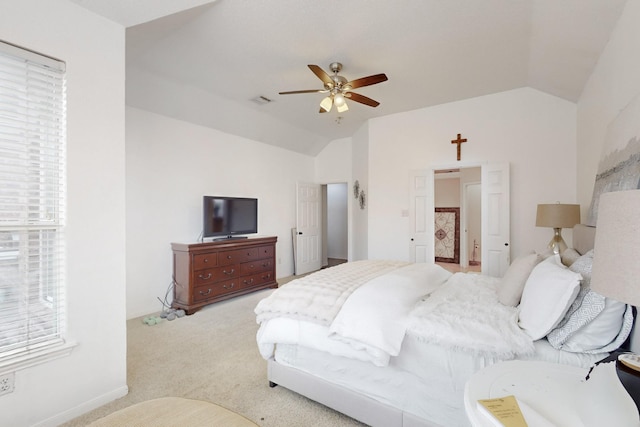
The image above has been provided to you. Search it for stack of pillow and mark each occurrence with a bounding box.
[497,249,633,353]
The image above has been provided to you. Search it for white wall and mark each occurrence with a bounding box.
[0,1,127,426]
[577,0,640,210]
[435,178,461,207]
[366,88,578,262]
[351,125,370,260]
[126,107,315,318]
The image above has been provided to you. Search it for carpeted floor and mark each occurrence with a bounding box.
[60,283,365,427]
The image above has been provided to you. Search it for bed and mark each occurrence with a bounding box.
[254,225,634,427]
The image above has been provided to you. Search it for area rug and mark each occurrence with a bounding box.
[87,397,259,427]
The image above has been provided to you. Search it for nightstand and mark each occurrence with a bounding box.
[464,360,639,427]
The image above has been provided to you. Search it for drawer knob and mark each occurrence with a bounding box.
[244,278,254,285]
[223,268,235,276]
[227,255,232,259]
[198,273,212,280]
[199,288,212,296]
[223,283,235,289]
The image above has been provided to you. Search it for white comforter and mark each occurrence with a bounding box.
[408,272,535,358]
[256,261,535,367]
[255,260,409,326]
[329,262,452,357]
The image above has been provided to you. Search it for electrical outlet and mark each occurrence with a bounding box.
[0,372,14,396]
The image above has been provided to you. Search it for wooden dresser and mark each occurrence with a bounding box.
[171,236,277,314]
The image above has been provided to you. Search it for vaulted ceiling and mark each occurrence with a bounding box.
[70,0,627,156]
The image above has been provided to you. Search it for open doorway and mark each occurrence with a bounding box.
[433,167,481,273]
[409,162,509,276]
[322,183,348,268]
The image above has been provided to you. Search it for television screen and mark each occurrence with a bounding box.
[203,196,258,239]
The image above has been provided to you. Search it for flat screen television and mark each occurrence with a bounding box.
[203,196,258,240]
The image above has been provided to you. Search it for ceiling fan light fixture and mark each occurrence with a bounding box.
[280,62,387,114]
[320,96,333,112]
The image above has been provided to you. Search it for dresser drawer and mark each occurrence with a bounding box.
[218,247,259,266]
[240,258,274,276]
[193,252,218,270]
[240,271,275,290]
[255,244,274,260]
[193,278,239,303]
[193,265,239,285]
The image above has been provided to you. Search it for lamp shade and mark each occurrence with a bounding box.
[536,204,581,228]
[591,190,640,306]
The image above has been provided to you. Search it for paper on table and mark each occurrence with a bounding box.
[517,399,556,427]
[477,395,555,427]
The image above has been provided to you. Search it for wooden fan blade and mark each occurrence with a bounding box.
[346,73,388,89]
[345,92,380,107]
[308,64,333,86]
[279,89,324,95]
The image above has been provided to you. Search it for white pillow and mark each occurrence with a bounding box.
[497,252,543,306]
[561,248,581,267]
[547,250,602,346]
[518,255,581,340]
[561,299,627,352]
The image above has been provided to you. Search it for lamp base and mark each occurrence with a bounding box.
[547,227,568,254]
[617,358,640,416]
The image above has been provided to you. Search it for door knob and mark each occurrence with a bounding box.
[298,232,303,235]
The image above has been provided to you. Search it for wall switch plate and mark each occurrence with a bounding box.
[0,372,15,396]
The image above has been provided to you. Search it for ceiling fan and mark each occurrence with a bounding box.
[279,62,388,113]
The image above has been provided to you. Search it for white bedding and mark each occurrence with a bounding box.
[255,259,408,325]
[408,272,535,358]
[257,260,451,366]
[255,259,610,426]
[258,264,539,366]
[329,262,452,359]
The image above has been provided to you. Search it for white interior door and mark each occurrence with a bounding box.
[409,170,433,263]
[296,182,322,275]
[482,162,510,277]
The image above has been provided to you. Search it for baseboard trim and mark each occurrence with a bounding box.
[33,385,129,427]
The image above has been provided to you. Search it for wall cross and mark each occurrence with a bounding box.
[451,133,467,161]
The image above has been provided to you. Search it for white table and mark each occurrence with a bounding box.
[464,360,640,427]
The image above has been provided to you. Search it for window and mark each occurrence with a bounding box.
[0,41,69,369]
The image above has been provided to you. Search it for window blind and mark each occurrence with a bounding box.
[0,40,67,365]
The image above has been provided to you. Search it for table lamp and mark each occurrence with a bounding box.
[591,189,640,414]
[535,203,581,254]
